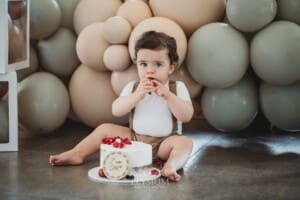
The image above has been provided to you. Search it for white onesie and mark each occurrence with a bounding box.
[120,80,192,137]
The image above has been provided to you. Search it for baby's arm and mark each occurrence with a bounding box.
[112,79,155,117]
[166,92,194,122]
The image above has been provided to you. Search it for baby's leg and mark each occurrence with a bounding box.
[49,123,132,166]
[157,135,193,181]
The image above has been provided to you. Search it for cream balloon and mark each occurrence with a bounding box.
[76,22,109,72]
[73,0,122,35]
[128,17,187,67]
[104,45,131,71]
[149,0,225,36]
[69,65,127,127]
[111,64,139,95]
[187,23,248,88]
[251,21,300,85]
[226,0,277,32]
[18,72,70,135]
[117,0,152,27]
[103,16,132,44]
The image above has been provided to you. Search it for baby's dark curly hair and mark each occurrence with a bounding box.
[134,31,179,65]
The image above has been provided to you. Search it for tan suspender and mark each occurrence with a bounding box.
[129,80,178,134]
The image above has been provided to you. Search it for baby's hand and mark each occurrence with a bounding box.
[134,78,155,99]
[152,80,170,100]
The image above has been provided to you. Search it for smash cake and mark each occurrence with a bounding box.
[88,136,160,183]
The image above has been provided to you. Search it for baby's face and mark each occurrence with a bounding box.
[136,48,175,84]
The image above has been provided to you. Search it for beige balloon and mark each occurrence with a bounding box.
[76,22,109,72]
[18,72,70,135]
[111,64,139,95]
[56,0,80,31]
[128,17,187,67]
[103,16,132,44]
[117,0,152,27]
[170,65,202,98]
[37,28,79,78]
[104,45,131,71]
[277,0,300,25]
[30,0,62,40]
[73,0,122,35]
[69,64,127,127]
[226,0,277,32]
[149,0,225,36]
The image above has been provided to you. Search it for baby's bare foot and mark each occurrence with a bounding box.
[49,149,83,166]
[161,163,181,182]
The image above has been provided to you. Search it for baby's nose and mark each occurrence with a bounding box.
[147,65,155,73]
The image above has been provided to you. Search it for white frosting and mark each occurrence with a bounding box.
[100,141,152,168]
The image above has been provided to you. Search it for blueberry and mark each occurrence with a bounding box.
[125,175,135,180]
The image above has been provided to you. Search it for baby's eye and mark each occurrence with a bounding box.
[139,62,147,67]
[155,63,162,67]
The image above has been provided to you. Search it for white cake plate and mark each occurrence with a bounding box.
[88,166,161,184]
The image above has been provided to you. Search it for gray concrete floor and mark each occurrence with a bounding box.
[0,119,299,200]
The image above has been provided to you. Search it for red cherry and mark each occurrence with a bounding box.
[98,168,105,177]
[113,141,120,148]
[151,169,159,175]
[119,143,125,148]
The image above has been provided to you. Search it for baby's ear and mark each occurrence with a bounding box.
[168,63,176,74]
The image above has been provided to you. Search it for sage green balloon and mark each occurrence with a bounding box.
[18,72,70,135]
[260,81,300,132]
[201,76,258,132]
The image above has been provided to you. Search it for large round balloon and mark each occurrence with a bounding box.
[149,0,225,36]
[111,64,139,95]
[37,28,79,78]
[103,16,132,44]
[226,0,277,32]
[76,22,109,72]
[117,0,152,27]
[18,72,70,135]
[56,0,80,31]
[277,0,300,25]
[103,45,131,71]
[260,81,300,132]
[128,17,187,67]
[30,0,62,40]
[251,21,300,85]
[170,65,202,98]
[0,101,9,141]
[73,0,122,34]
[201,76,258,132]
[69,65,127,127]
[187,23,248,88]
